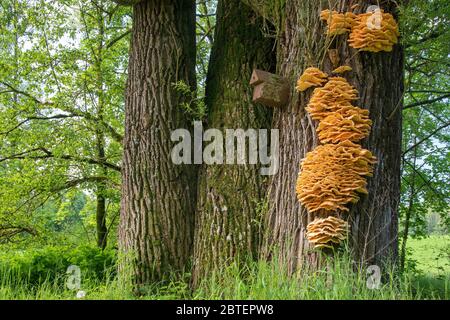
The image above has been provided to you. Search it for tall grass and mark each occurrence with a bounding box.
[0,253,447,300]
[193,253,447,300]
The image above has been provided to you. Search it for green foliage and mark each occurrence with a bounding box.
[172,80,207,121]
[0,247,447,300]
[0,0,130,245]
[398,0,450,245]
[0,245,116,286]
[407,235,450,277]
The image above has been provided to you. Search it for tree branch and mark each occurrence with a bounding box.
[0,81,123,143]
[0,147,122,172]
[0,114,78,135]
[402,121,450,155]
[403,94,450,110]
[106,29,131,49]
[51,176,119,192]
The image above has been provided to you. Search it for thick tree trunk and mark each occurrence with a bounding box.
[191,0,275,287]
[193,0,276,286]
[119,0,197,288]
[243,0,403,272]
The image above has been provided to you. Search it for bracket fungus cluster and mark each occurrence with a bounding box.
[348,11,400,52]
[316,106,372,143]
[296,67,328,92]
[295,64,377,250]
[306,77,358,121]
[320,10,357,35]
[306,216,349,249]
[296,141,376,213]
[320,8,399,52]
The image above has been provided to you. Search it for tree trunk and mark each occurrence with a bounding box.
[96,180,108,249]
[399,137,417,272]
[244,0,403,272]
[96,129,108,250]
[95,3,108,250]
[119,0,197,288]
[191,0,275,287]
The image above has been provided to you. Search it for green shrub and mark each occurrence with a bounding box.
[0,245,116,286]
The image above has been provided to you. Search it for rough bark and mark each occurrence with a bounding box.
[119,0,197,288]
[243,0,403,272]
[191,0,275,287]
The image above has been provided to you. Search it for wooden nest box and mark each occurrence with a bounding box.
[250,69,290,108]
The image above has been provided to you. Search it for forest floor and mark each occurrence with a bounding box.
[0,235,448,300]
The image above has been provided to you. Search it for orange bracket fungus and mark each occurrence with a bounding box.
[250,69,290,108]
[316,105,372,143]
[296,67,328,92]
[296,141,377,213]
[306,216,349,249]
[320,7,399,53]
[306,77,358,121]
[320,10,357,35]
[348,10,399,52]
[332,65,352,74]
[294,4,395,252]
[295,64,379,250]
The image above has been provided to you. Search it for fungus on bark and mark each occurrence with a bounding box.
[348,11,399,52]
[296,141,377,213]
[306,77,358,121]
[316,106,372,143]
[296,67,328,92]
[332,65,352,74]
[306,216,349,249]
[320,10,357,35]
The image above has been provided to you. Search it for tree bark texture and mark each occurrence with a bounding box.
[119,0,197,287]
[243,0,403,272]
[191,0,276,287]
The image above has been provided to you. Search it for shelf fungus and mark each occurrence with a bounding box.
[316,106,372,143]
[320,10,357,35]
[306,77,358,121]
[296,141,377,213]
[332,65,352,74]
[348,11,400,52]
[306,216,349,249]
[296,67,328,92]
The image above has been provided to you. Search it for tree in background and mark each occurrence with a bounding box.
[191,0,275,286]
[0,0,130,248]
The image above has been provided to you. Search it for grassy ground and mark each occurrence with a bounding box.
[407,235,450,275]
[0,236,448,300]
[407,235,449,298]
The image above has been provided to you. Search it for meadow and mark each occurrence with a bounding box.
[0,235,448,300]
